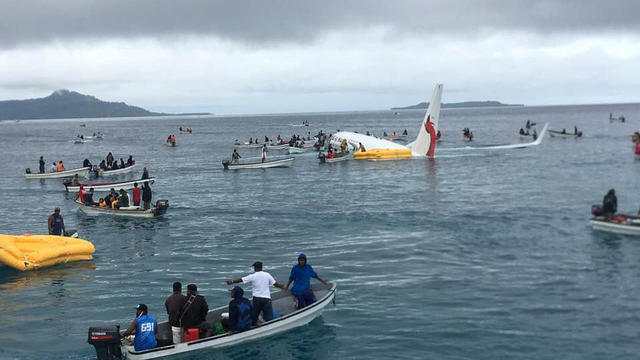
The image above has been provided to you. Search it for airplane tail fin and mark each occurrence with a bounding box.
[408,84,443,157]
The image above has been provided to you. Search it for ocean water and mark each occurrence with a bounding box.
[1,103,640,360]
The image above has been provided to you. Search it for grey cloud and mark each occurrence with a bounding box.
[1,0,639,48]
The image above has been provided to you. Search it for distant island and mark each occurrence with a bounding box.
[0,90,211,120]
[392,100,523,110]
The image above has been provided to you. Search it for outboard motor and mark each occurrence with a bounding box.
[591,205,603,216]
[88,323,122,360]
[155,199,169,215]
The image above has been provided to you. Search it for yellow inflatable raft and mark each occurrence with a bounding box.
[0,234,95,271]
[353,148,413,160]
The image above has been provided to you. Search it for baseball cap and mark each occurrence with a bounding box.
[136,304,147,312]
[252,261,262,268]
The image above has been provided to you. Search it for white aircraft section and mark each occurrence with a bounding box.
[329,132,407,152]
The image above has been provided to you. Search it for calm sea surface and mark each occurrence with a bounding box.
[1,103,640,360]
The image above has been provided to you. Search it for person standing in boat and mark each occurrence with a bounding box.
[165,282,187,344]
[122,304,158,351]
[132,182,141,206]
[261,144,268,163]
[602,189,617,219]
[84,188,96,205]
[179,284,212,338]
[222,286,253,334]
[142,181,153,210]
[127,155,134,166]
[39,156,45,174]
[83,158,92,168]
[106,152,114,167]
[77,185,86,204]
[285,253,329,309]
[232,149,241,164]
[226,261,286,325]
[48,207,66,236]
[141,167,150,179]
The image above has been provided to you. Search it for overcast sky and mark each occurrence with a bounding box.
[1,0,639,114]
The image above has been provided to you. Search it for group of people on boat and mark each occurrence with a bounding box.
[36,156,67,174]
[166,134,177,146]
[77,181,153,210]
[519,127,538,139]
[122,254,328,351]
[179,127,193,134]
[382,129,408,138]
[96,153,135,172]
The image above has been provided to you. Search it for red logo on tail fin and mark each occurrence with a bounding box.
[424,115,436,157]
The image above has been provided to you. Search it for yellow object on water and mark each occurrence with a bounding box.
[0,234,95,271]
[353,148,413,160]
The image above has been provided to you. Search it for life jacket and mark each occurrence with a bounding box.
[99,200,107,207]
[111,199,118,209]
[57,163,64,172]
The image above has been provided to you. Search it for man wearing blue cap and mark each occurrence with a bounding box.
[284,254,328,309]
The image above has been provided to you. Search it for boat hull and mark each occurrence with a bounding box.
[591,218,640,235]
[548,130,582,138]
[121,283,336,360]
[76,200,168,218]
[25,167,90,179]
[65,178,154,193]
[222,158,294,170]
[94,164,137,177]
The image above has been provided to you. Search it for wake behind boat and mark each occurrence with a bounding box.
[65,177,155,193]
[88,282,336,360]
[222,157,294,170]
[76,199,169,218]
[25,166,91,179]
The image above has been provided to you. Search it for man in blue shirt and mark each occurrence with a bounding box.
[284,254,329,309]
[122,304,158,351]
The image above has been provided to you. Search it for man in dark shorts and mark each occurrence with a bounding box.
[285,253,329,309]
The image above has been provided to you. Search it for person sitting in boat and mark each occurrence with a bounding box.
[249,137,253,144]
[366,131,371,136]
[77,185,86,204]
[110,194,119,209]
[111,161,119,170]
[84,188,97,205]
[71,174,80,186]
[127,155,134,166]
[57,161,65,172]
[285,253,329,309]
[116,189,130,209]
[383,131,388,137]
[98,198,107,207]
[222,286,253,334]
[104,188,116,205]
[179,284,212,338]
[602,189,617,220]
[48,207,66,236]
[49,162,56,173]
[519,128,525,135]
[359,142,366,152]
[119,158,126,168]
[526,120,531,129]
[533,129,538,140]
[122,304,158,351]
[83,158,92,168]
[232,149,241,164]
[327,149,334,159]
[99,160,107,171]
[561,128,566,134]
[437,130,442,140]
[574,126,578,135]
[402,129,408,136]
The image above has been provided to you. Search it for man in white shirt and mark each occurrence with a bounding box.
[226,261,286,325]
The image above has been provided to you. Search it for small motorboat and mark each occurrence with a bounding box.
[222,157,294,170]
[609,113,626,122]
[266,143,289,150]
[165,140,177,147]
[92,164,138,177]
[76,199,169,218]
[64,177,155,193]
[233,142,263,149]
[87,282,336,360]
[0,233,94,271]
[287,146,311,154]
[24,166,91,179]
[591,215,640,235]
[548,129,582,138]
[319,152,352,163]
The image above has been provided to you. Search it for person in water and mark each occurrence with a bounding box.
[48,207,66,236]
[226,261,286,325]
[39,156,45,174]
[179,284,212,338]
[232,149,241,164]
[165,282,187,344]
[285,253,329,309]
[122,304,158,351]
[142,181,153,210]
[602,189,617,220]
[222,286,252,334]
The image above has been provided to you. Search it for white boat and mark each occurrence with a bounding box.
[93,164,138,177]
[609,114,626,122]
[287,146,310,154]
[76,199,169,218]
[548,129,582,138]
[591,216,640,235]
[65,177,155,193]
[222,157,294,170]
[319,153,352,163]
[266,143,289,150]
[24,166,91,179]
[165,141,177,147]
[88,282,336,360]
[233,143,262,149]
[74,138,92,144]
